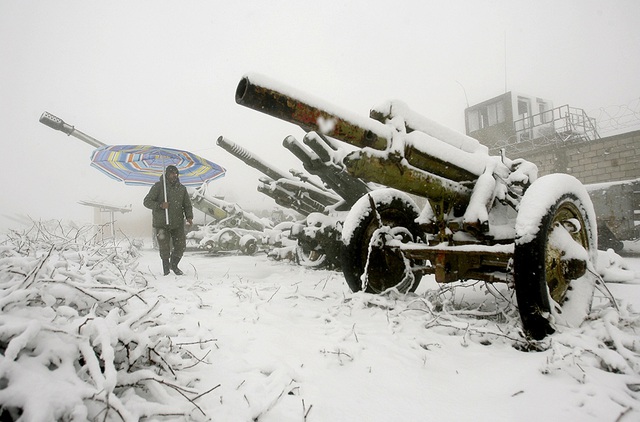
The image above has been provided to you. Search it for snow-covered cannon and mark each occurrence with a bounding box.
[217,136,337,216]
[189,186,273,255]
[587,178,640,252]
[217,136,346,267]
[235,74,599,339]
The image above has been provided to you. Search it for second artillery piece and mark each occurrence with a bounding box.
[234,73,601,340]
[216,135,369,267]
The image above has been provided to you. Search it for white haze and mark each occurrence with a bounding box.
[1,0,639,234]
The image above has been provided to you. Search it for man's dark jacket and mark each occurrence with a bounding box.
[143,176,193,229]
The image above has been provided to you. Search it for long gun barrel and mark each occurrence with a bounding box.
[217,136,292,182]
[190,187,267,231]
[235,74,391,150]
[39,112,105,148]
[217,136,337,205]
[217,135,340,214]
[235,74,480,185]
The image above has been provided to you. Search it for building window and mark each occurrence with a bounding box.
[538,100,550,123]
[517,97,530,116]
[487,101,505,126]
[468,109,480,132]
[467,100,505,132]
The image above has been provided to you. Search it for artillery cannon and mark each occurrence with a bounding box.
[587,178,640,252]
[234,73,600,340]
[217,136,338,215]
[216,136,346,267]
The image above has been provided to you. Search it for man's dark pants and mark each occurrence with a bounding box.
[156,226,186,264]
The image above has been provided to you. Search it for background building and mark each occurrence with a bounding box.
[465,91,598,156]
[464,92,640,249]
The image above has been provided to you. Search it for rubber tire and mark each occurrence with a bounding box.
[341,189,424,294]
[514,177,596,340]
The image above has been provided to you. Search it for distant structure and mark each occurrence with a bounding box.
[464,91,599,155]
[78,200,132,241]
[463,91,640,185]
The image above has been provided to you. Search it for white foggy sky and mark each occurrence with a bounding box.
[1,0,639,230]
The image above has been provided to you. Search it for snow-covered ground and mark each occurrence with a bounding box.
[1,224,639,421]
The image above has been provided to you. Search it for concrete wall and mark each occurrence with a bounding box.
[512,130,640,245]
[515,130,640,184]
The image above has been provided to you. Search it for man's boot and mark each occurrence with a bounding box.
[171,257,184,276]
[162,259,171,276]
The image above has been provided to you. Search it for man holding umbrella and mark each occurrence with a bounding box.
[144,165,193,276]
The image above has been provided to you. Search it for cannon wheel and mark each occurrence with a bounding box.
[514,174,597,340]
[239,235,258,255]
[215,228,241,251]
[341,189,424,294]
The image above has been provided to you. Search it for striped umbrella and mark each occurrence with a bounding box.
[89,144,225,187]
[90,144,226,224]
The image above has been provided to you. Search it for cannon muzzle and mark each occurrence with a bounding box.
[39,112,105,148]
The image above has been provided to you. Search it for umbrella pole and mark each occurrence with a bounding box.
[162,156,169,225]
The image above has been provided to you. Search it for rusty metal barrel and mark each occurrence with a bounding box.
[235,74,391,150]
[234,74,479,184]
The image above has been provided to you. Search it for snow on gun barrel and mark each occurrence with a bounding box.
[235,73,537,228]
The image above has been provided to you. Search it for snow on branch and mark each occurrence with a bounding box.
[0,221,215,421]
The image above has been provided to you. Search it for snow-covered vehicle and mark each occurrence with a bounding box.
[234,73,600,340]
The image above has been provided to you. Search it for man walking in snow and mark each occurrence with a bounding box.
[144,165,193,276]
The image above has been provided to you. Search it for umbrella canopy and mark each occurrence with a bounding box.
[89,144,226,187]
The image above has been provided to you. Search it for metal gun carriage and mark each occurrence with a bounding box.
[234,74,600,340]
